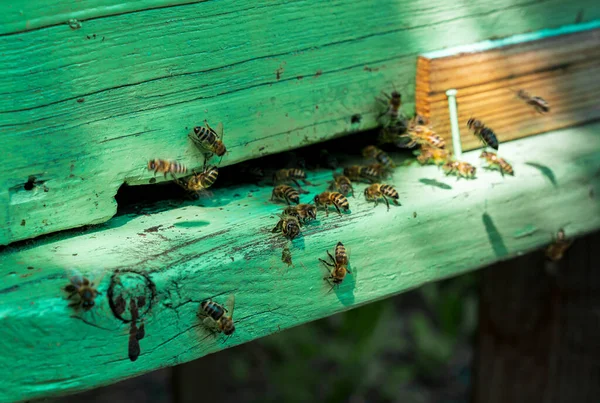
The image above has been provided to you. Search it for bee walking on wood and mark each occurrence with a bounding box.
[545,229,573,262]
[343,164,387,184]
[64,271,100,311]
[443,160,477,179]
[376,89,402,123]
[514,89,550,114]
[467,118,499,150]
[400,125,446,149]
[314,191,349,216]
[283,203,317,224]
[175,165,219,198]
[188,120,227,161]
[362,145,396,169]
[272,214,301,240]
[416,146,451,166]
[364,183,401,211]
[199,295,236,336]
[273,168,312,193]
[147,159,188,178]
[320,242,350,289]
[480,151,514,176]
[328,174,354,197]
[271,185,300,205]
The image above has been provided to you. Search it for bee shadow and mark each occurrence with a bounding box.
[419,178,452,190]
[291,234,306,251]
[482,213,508,258]
[525,162,557,187]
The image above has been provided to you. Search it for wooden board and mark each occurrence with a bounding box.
[2,2,600,245]
[416,21,600,152]
[474,231,600,403]
[0,124,599,402]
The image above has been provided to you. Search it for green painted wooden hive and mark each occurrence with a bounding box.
[1,1,600,401]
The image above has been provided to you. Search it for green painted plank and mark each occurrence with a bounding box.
[1,1,599,246]
[0,125,599,402]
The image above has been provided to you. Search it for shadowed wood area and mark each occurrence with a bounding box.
[0,125,599,402]
[474,231,600,403]
[416,22,600,152]
[2,2,600,245]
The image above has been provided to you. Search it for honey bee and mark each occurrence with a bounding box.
[64,272,100,311]
[319,242,350,288]
[467,118,499,150]
[271,214,301,240]
[328,174,354,197]
[378,118,408,146]
[400,125,446,149]
[515,89,550,114]
[199,295,236,336]
[442,160,477,179]
[343,164,387,184]
[416,146,451,166]
[282,246,293,266]
[188,120,227,160]
[314,191,350,216]
[377,89,402,122]
[271,185,300,205]
[364,183,401,211]
[362,145,396,169]
[545,229,573,262]
[147,159,187,178]
[480,151,514,176]
[273,168,312,191]
[283,203,317,224]
[175,165,219,197]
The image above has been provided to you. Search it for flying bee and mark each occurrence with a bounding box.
[362,145,396,169]
[545,229,573,262]
[314,191,349,216]
[319,242,351,288]
[188,120,227,160]
[283,203,317,224]
[64,271,100,311]
[480,151,514,176]
[416,146,451,166]
[364,183,401,211]
[271,214,301,240]
[175,165,219,198]
[271,185,300,205]
[199,295,236,336]
[467,118,499,150]
[147,159,187,178]
[443,160,477,179]
[377,89,402,122]
[328,174,354,197]
[515,89,550,114]
[273,168,312,192]
[343,165,362,182]
[400,125,446,149]
[363,163,390,182]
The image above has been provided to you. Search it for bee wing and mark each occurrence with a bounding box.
[215,122,224,139]
[224,294,235,318]
[65,268,84,285]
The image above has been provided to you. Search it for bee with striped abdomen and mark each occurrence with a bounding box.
[175,165,219,197]
[147,159,187,178]
[319,242,350,288]
[443,160,477,179]
[314,191,349,216]
[364,183,401,211]
[64,271,100,311]
[328,174,354,197]
[515,89,550,114]
[416,146,451,166]
[271,214,301,240]
[467,118,498,150]
[283,203,317,224]
[480,151,514,176]
[376,89,402,123]
[343,165,386,184]
[199,294,236,336]
[362,145,396,169]
[188,121,227,160]
[545,229,573,262]
[378,118,408,146]
[273,168,312,192]
[400,125,446,149]
[271,185,300,205]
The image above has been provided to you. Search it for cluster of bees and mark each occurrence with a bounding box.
[60,82,566,357]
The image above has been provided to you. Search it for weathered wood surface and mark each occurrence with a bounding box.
[416,22,600,152]
[2,1,600,245]
[474,231,600,403]
[0,125,599,402]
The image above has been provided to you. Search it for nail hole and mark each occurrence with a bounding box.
[351,114,362,124]
[24,177,36,191]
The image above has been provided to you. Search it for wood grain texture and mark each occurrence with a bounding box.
[1,125,599,402]
[2,1,600,245]
[416,23,600,152]
[473,231,600,403]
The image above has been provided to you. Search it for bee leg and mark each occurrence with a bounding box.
[382,195,390,211]
[68,301,80,308]
[333,204,342,216]
[326,249,336,264]
[319,258,334,268]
